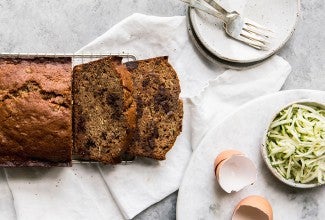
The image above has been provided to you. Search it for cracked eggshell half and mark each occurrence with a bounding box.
[214,150,257,193]
[232,195,273,220]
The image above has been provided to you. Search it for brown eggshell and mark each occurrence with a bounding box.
[232,195,273,220]
[215,160,225,181]
[214,150,244,175]
[215,154,257,193]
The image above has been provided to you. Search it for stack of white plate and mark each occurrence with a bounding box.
[187,0,300,69]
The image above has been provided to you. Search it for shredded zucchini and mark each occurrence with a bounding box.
[266,103,325,184]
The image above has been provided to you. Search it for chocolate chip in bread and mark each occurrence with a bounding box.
[73,56,136,164]
[125,56,183,160]
[0,57,72,167]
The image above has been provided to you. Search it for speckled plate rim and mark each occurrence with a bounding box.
[189,0,301,64]
[186,8,268,70]
[261,100,325,189]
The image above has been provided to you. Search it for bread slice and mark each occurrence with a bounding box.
[72,56,136,164]
[124,57,183,160]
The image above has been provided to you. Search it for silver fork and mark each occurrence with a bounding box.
[180,0,273,50]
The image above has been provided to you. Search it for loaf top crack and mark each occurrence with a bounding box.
[0,57,72,167]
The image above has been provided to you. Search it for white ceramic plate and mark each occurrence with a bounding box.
[189,0,300,63]
[177,90,325,220]
[187,8,266,70]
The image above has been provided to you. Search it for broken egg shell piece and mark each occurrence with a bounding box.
[216,155,257,193]
[232,195,273,220]
[214,149,244,171]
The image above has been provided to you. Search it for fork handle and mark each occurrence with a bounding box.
[180,0,228,22]
[202,0,230,16]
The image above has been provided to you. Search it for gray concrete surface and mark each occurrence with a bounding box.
[0,0,324,219]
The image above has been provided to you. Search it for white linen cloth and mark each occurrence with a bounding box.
[190,60,291,150]
[76,13,291,219]
[3,165,123,220]
[0,13,291,220]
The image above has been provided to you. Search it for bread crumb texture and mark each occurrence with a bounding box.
[125,57,183,160]
[73,57,136,164]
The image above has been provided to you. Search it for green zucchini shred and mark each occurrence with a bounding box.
[266,104,325,184]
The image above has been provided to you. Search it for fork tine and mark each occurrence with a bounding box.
[241,29,270,44]
[250,44,268,50]
[243,27,272,39]
[244,24,276,39]
[244,19,276,39]
[244,18,274,33]
[238,34,269,50]
[244,41,268,50]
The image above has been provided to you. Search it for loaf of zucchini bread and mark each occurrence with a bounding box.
[0,57,72,167]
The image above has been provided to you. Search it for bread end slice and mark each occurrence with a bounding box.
[125,56,183,160]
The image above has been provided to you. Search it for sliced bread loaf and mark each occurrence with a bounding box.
[73,56,136,164]
[125,57,183,160]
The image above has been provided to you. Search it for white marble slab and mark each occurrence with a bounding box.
[177,90,325,220]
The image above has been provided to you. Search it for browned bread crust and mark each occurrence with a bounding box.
[125,57,183,160]
[73,57,136,164]
[0,57,72,167]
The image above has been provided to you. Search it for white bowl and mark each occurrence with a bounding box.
[261,100,325,188]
